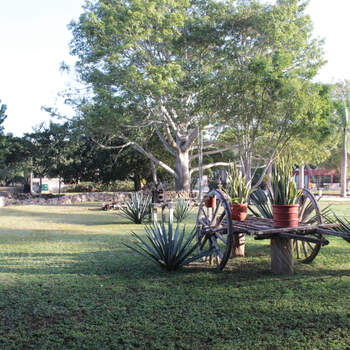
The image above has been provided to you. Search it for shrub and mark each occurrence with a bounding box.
[123,221,212,271]
[174,199,191,223]
[65,181,134,193]
[120,191,151,224]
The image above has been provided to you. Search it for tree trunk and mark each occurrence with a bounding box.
[151,161,157,184]
[175,151,191,192]
[39,177,42,194]
[133,174,142,191]
[30,172,33,195]
[341,126,347,197]
[267,164,272,192]
[299,164,305,189]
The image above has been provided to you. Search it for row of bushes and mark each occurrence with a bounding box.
[65,181,134,193]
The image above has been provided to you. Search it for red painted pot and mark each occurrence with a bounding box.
[230,202,248,221]
[272,204,299,228]
[205,196,216,208]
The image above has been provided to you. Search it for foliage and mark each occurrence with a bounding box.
[225,164,252,204]
[268,159,302,205]
[22,120,159,189]
[213,0,328,186]
[66,0,232,191]
[119,191,151,224]
[324,212,350,243]
[250,187,331,225]
[174,199,191,223]
[0,134,33,186]
[0,99,7,134]
[249,189,273,219]
[64,0,330,191]
[65,181,134,193]
[123,221,211,271]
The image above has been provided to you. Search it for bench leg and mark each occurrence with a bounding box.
[231,233,246,257]
[270,237,294,274]
[152,207,158,225]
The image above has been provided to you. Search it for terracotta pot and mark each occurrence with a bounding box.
[230,202,248,221]
[272,204,299,228]
[205,196,216,208]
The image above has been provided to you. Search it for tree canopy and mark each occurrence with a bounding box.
[50,0,332,191]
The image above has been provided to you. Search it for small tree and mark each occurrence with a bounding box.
[331,81,350,197]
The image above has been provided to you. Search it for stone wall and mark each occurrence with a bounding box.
[0,192,132,207]
[0,190,199,207]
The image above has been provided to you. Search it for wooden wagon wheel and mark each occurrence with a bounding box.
[196,189,233,270]
[294,188,323,263]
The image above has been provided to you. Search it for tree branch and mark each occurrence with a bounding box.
[92,133,178,179]
[118,134,178,179]
[160,105,178,133]
[154,124,177,156]
[183,126,199,151]
[190,162,233,176]
[190,146,237,160]
[251,135,292,189]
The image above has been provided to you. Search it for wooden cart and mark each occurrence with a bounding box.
[196,188,350,274]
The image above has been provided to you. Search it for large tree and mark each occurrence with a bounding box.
[67,0,239,191]
[210,0,328,187]
[67,0,327,191]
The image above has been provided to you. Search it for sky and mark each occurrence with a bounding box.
[1,0,350,136]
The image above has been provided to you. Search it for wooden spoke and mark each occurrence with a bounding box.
[196,190,233,270]
[307,241,314,250]
[294,240,301,259]
[302,241,308,257]
[293,188,323,263]
[199,206,210,225]
[216,233,227,244]
[210,201,221,225]
[210,236,224,259]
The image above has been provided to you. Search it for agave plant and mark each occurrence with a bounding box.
[250,187,331,224]
[123,221,212,271]
[120,191,151,224]
[268,159,302,205]
[249,189,273,219]
[226,163,253,204]
[324,213,350,243]
[174,199,191,223]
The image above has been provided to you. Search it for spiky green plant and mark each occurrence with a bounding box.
[250,188,330,223]
[120,192,151,224]
[268,159,302,205]
[324,213,350,243]
[226,163,253,204]
[249,189,273,219]
[174,199,191,223]
[123,221,212,271]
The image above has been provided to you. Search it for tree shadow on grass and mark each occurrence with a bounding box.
[0,207,139,226]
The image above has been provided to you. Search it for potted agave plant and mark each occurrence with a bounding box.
[204,180,220,208]
[204,194,216,208]
[268,159,302,228]
[226,164,253,221]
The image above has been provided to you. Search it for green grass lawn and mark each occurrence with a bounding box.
[0,202,349,349]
